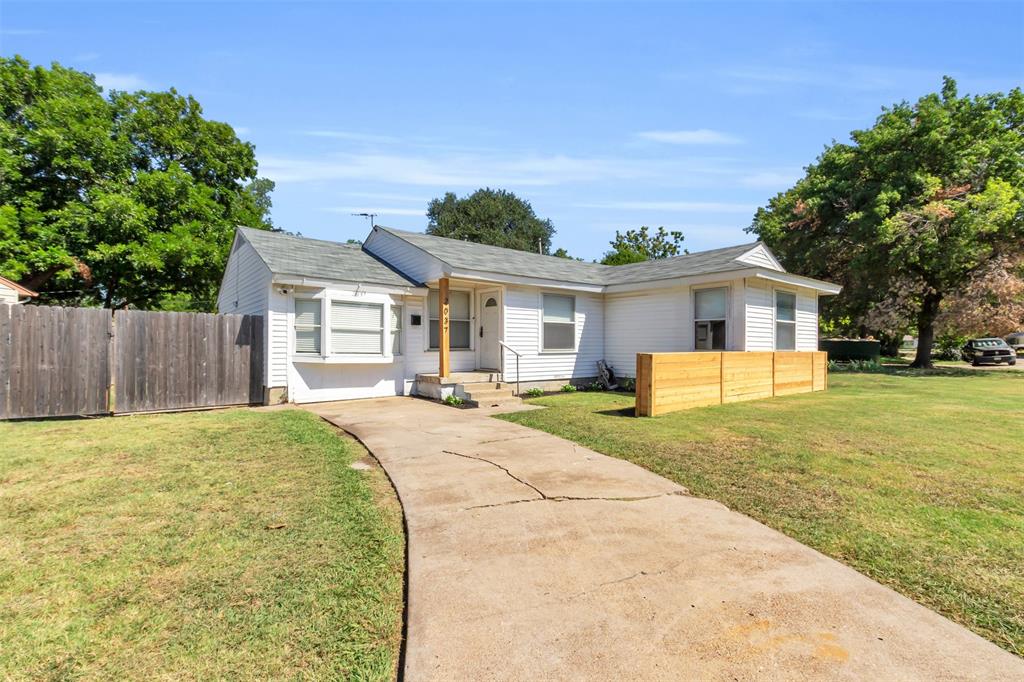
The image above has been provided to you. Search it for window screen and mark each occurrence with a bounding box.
[294,299,321,354]
[694,288,727,350]
[331,301,383,354]
[775,291,796,351]
[542,294,575,350]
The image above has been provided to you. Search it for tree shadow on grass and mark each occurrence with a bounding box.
[596,406,638,418]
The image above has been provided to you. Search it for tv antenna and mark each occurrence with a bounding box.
[352,212,377,228]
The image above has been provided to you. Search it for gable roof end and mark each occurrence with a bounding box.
[0,275,38,297]
[236,226,423,288]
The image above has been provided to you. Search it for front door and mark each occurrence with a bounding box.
[478,289,501,370]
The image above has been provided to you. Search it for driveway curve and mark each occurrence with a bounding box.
[307,397,1021,681]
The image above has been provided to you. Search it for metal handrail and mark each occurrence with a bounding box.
[497,340,521,396]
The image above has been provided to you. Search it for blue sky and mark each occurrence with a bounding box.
[3,2,1022,260]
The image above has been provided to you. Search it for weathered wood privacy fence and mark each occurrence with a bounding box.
[0,304,263,420]
[635,351,827,417]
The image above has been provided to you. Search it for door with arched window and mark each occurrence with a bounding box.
[479,289,501,370]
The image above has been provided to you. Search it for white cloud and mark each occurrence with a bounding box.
[323,206,426,217]
[636,129,742,145]
[576,200,757,213]
[260,152,652,187]
[738,171,801,189]
[301,130,401,144]
[94,72,149,91]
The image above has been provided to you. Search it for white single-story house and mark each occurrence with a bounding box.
[0,275,38,305]
[217,225,840,404]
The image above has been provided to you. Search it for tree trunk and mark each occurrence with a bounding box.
[910,293,942,369]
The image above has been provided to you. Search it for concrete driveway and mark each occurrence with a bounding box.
[307,397,1022,681]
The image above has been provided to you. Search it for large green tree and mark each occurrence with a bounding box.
[426,188,555,254]
[750,78,1024,367]
[0,56,273,310]
[600,226,685,265]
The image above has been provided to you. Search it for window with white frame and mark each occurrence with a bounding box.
[694,287,727,350]
[391,305,403,355]
[775,290,796,351]
[330,301,384,354]
[294,299,322,354]
[542,294,576,351]
[428,289,471,349]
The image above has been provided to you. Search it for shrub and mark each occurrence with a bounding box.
[934,334,968,361]
[523,387,544,398]
[828,359,884,372]
[585,381,604,391]
[442,394,465,407]
[618,377,636,392]
[560,384,577,393]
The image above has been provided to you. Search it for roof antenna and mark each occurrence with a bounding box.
[538,238,542,254]
[352,212,377,228]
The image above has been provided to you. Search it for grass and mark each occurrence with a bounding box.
[499,369,1024,656]
[0,408,404,680]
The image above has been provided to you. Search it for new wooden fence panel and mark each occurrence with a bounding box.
[773,352,814,396]
[113,310,263,414]
[635,351,827,417]
[0,304,111,419]
[722,352,774,403]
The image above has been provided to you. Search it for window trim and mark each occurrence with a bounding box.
[541,292,577,353]
[774,288,797,351]
[427,287,473,351]
[693,285,729,351]
[293,298,323,355]
[330,300,385,355]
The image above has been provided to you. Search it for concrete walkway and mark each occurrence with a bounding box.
[307,397,1022,681]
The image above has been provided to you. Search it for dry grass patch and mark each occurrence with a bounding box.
[0,408,404,680]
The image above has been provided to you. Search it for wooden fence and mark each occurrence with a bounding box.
[635,351,827,417]
[0,304,263,419]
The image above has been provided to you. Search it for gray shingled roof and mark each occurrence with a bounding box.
[376,226,767,286]
[238,227,422,287]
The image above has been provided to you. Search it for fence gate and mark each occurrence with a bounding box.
[0,304,111,419]
[113,310,263,414]
[0,304,264,419]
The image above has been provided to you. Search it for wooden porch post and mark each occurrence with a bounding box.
[439,277,450,378]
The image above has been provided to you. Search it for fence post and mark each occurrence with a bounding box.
[107,310,116,414]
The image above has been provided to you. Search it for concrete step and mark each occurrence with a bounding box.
[462,387,516,401]
[460,381,507,391]
[466,395,524,408]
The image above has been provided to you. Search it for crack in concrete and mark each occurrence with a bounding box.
[462,490,688,511]
[476,434,541,445]
[443,448,690,511]
[443,450,546,500]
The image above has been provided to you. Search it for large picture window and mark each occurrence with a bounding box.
[694,287,727,350]
[775,290,796,351]
[294,299,321,354]
[428,289,471,349]
[542,294,576,351]
[331,301,384,354]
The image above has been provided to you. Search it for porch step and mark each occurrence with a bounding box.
[417,371,503,385]
[465,395,524,409]
[460,383,522,408]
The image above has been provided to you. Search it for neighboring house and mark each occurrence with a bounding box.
[217,226,840,404]
[0,276,38,305]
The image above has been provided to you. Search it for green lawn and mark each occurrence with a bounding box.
[500,369,1024,656]
[0,408,404,680]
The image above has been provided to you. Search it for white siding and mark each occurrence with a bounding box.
[0,285,18,305]
[502,286,603,382]
[289,363,410,403]
[363,228,444,284]
[735,244,784,271]
[267,287,289,388]
[400,293,477,376]
[604,289,689,377]
[796,289,818,351]
[744,279,774,351]
[216,239,270,316]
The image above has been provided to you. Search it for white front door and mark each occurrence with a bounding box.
[479,289,501,370]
